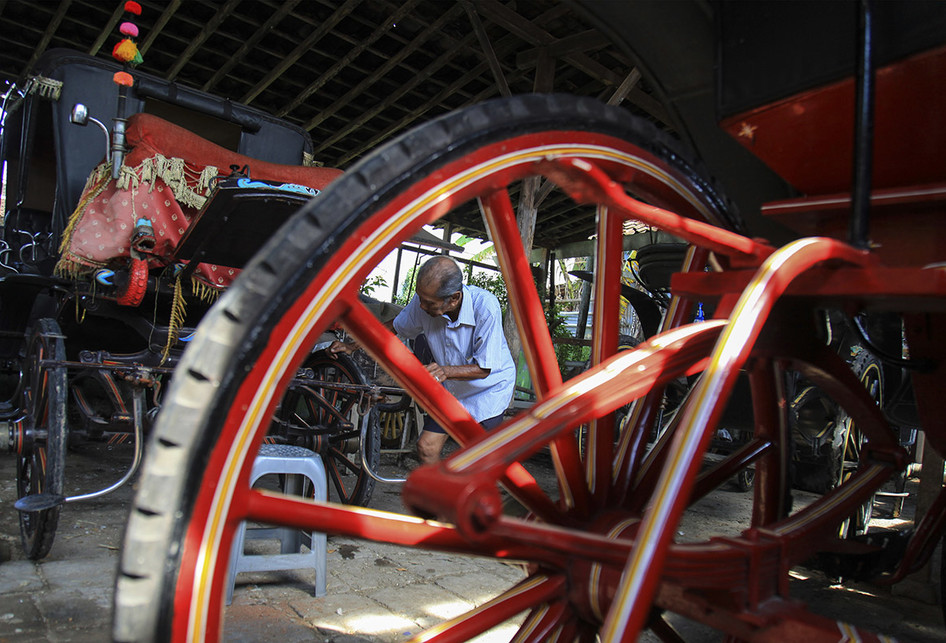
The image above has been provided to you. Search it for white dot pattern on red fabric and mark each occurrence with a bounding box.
[62,165,238,292]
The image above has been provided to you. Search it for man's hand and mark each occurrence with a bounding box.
[425,362,447,383]
[328,340,358,356]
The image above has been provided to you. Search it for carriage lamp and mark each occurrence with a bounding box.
[69,103,112,171]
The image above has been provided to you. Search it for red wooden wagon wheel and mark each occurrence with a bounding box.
[114,95,903,642]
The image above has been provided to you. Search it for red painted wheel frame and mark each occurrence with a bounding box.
[148,125,945,642]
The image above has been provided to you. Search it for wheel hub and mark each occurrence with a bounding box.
[3,418,29,454]
[567,514,640,625]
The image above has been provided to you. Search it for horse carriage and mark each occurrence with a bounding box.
[98,1,946,641]
[0,47,390,560]
[2,0,945,641]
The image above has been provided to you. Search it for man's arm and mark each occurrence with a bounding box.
[327,319,397,356]
[425,362,489,383]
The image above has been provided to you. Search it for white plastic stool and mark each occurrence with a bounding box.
[226,444,327,604]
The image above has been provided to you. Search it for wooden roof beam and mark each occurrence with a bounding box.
[476,0,612,78]
[608,67,642,105]
[464,1,511,97]
[277,0,421,117]
[201,0,302,93]
[303,2,466,132]
[331,48,530,165]
[166,0,241,82]
[476,0,669,124]
[21,0,71,78]
[88,1,126,56]
[139,0,182,56]
[240,0,363,106]
[515,30,609,68]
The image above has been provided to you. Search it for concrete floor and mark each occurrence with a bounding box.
[1,441,944,642]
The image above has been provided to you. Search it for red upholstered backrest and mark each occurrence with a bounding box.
[124,112,342,190]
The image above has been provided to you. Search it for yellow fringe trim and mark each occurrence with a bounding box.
[160,275,223,362]
[57,164,112,261]
[116,154,217,210]
[162,273,187,364]
[191,278,222,304]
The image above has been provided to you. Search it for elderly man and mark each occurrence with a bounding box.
[392,256,515,464]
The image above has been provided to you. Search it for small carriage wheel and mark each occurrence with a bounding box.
[113,95,786,642]
[734,466,755,492]
[836,352,882,539]
[16,317,68,560]
[116,257,149,307]
[275,352,379,506]
[377,392,415,449]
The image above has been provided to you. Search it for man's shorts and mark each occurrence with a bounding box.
[422,413,505,434]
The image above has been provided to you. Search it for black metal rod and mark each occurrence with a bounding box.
[849,0,875,250]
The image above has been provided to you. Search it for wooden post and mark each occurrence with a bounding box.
[503,176,540,361]
[502,39,555,379]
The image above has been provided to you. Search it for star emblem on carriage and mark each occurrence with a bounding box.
[737,121,758,142]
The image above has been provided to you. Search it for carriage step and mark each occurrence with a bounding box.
[15,492,66,512]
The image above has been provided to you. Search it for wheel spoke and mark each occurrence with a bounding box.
[602,238,875,640]
[479,187,589,513]
[296,385,350,425]
[409,574,567,643]
[478,189,562,398]
[326,450,354,501]
[343,300,482,442]
[585,205,624,507]
[747,358,791,527]
[443,323,724,481]
[244,489,568,566]
[509,599,571,643]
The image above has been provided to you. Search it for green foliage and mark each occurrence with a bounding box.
[360,274,388,297]
[546,302,589,376]
[394,267,418,307]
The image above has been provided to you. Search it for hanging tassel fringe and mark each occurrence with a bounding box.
[56,164,113,270]
[190,277,221,304]
[117,154,217,210]
[162,273,188,363]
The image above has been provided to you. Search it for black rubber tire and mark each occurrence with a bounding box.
[735,467,755,492]
[114,94,733,642]
[16,317,67,560]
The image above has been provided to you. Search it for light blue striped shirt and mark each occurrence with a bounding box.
[393,284,515,422]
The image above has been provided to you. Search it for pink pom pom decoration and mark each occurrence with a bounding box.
[119,22,139,37]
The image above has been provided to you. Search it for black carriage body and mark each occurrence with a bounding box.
[0,49,319,361]
[0,47,338,436]
[0,48,374,559]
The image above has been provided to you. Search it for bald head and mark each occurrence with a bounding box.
[417,256,463,299]
[414,256,463,319]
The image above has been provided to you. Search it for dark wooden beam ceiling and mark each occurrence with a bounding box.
[0,0,675,249]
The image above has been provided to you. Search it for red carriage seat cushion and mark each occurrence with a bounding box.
[57,113,342,294]
[122,113,341,191]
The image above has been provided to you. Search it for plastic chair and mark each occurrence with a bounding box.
[226,444,327,604]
